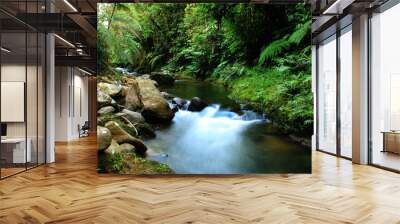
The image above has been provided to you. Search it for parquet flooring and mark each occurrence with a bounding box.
[0,136,399,223]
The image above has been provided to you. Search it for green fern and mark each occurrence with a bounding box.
[288,20,311,45]
[258,20,311,66]
[149,53,165,70]
[257,38,290,66]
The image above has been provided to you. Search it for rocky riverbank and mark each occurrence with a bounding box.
[97,72,177,174]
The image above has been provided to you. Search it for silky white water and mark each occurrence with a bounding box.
[145,80,311,174]
[147,105,263,173]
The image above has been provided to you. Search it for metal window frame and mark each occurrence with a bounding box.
[0,0,48,180]
[315,0,400,173]
[315,19,353,161]
[367,0,400,173]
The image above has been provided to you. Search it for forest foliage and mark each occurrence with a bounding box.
[98,3,312,135]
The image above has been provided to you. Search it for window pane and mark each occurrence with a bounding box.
[340,27,352,158]
[1,31,27,177]
[371,3,400,171]
[318,35,337,154]
[0,0,46,179]
[27,31,38,169]
[38,33,45,165]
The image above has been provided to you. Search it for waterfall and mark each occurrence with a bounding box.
[146,80,310,174]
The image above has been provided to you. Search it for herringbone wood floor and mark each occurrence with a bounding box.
[0,136,400,224]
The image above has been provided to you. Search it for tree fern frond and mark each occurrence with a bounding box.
[115,3,132,13]
[257,38,291,66]
[149,53,164,70]
[258,20,311,66]
[288,20,311,45]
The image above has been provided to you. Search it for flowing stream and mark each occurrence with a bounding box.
[146,80,311,174]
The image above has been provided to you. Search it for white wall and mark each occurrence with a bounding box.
[1,65,42,138]
[55,66,69,141]
[55,66,89,141]
[1,64,26,139]
[72,72,89,138]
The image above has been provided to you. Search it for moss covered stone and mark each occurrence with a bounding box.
[105,121,147,155]
[101,151,174,174]
[98,113,155,139]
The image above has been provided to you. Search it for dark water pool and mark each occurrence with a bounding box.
[145,80,311,174]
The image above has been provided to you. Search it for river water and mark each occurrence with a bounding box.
[145,80,311,174]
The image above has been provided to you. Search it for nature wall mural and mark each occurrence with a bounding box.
[97,3,312,174]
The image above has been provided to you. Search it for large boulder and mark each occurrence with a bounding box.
[124,80,144,111]
[105,121,147,155]
[150,72,175,86]
[137,79,174,123]
[97,90,112,108]
[97,126,112,150]
[97,106,115,115]
[98,82,122,97]
[122,109,145,123]
[188,97,208,112]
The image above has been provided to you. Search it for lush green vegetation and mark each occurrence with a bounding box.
[98,3,312,135]
[98,151,174,174]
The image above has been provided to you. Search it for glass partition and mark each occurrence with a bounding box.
[38,32,46,165]
[1,31,28,177]
[370,3,400,171]
[339,26,352,158]
[27,30,39,169]
[317,35,337,154]
[0,1,46,179]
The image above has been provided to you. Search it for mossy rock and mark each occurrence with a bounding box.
[98,151,174,174]
[98,114,138,137]
[98,114,155,139]
[105,121,147,155]
[127,155,174,174]
[136,78,174,123]
[121,109,145,123]
[97,126,112,150]
[98,82,122,97]
[135,122,156,139]
[97,106,116,115]
[97,90,112,108]
[97,114,120,127]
